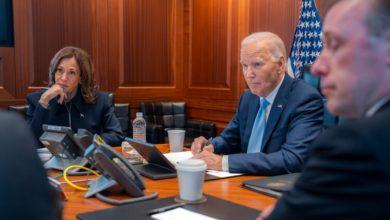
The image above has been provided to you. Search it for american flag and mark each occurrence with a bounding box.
[288,0,323,78]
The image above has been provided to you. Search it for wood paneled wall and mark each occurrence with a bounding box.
[0,0,338,133]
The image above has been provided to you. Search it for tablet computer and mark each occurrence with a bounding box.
[125,138,177,180]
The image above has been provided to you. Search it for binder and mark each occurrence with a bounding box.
[242,173,301,198]
[77,194,260,220]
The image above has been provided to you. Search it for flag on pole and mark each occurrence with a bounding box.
[288,0,323,78]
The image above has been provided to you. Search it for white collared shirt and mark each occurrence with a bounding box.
[221,75,285,172]
[365,97,389,117]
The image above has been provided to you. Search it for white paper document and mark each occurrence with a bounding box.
[164,151,193,164]
[206,170,243,178]
[163,151,243,178]
[151,207,218,220]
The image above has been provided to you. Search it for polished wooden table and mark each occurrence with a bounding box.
[55,145,276,220]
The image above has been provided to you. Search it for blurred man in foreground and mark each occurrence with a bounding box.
[260,0,390,219]
[0,111,61,219]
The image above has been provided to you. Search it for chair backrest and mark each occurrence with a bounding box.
[301,64,338,128]
[140,102,186,129]
[114,103,130,136]
[108,92,131,136]
[186,119,215,139]
[302,65,320,92]
[8,105,29,119]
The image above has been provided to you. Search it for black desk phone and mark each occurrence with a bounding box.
[84,135,158,205]
[40,125,90,172]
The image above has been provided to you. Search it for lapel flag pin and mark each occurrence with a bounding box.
[277,104,283,108]
[80,113,84,118]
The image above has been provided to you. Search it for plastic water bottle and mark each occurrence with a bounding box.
[132,112,146,142]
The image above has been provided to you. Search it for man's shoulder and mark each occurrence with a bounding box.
[345,106,390,135]
[290,79,322,99]
[276,79,323,113]
[315,108,390,159]
[236,89,259,109]
[240,89,257,100]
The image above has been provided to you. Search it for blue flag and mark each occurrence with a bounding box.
[288,0,323,78]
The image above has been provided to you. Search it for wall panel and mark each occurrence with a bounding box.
[115,0,184,111]
[0,48,16,104]
[184,0,243,129]
[249,0,301,55]
[12,0,97,99]
[190,0,229,88]
[123,0,171,86]
[31,0,64,86]
[3,0,339,131]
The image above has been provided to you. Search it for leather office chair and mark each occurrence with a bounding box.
[139,102,216,144]
[301,64,338,128]
[114,103,131,136]
[108,93,131,137]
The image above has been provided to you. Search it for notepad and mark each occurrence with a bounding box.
[163,151,193,164]
[206,170,243,178]
[163,151,243,180]
[77,194,260,220]
[242,173,301,198]
[151,207,218,220]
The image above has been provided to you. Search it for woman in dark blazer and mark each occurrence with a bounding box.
[27,46,123,146]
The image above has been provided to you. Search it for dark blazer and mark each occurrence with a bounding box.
[0,111,61,219]
[269,101,390,220]
[212,74,324,174]
[27,86,124,146]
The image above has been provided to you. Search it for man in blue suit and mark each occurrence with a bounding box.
[192,32,324,174]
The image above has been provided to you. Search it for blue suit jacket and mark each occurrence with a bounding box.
[213,74,324,174]
[27,87,124,146]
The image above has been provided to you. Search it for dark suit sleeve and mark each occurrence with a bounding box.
[26,92,48,144]
[212,94,245,154]
[99,94,124,146]
[228,93,323,174]
[268,124,390,219]
[0,111,61,219]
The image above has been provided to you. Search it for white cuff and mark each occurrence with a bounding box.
[222,155,229,172]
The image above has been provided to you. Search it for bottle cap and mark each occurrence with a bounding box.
[136,112,143,118]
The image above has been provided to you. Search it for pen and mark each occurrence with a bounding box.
[200,137,213,152]
[148,203,186,215]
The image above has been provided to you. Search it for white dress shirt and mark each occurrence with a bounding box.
[365,97,389,118]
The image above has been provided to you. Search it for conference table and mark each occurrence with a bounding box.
[54,144,277,220]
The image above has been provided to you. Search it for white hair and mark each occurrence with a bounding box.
[241,32,287,62]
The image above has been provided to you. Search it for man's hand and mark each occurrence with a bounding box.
[191,136,214,155]
[256,205,275,220]
[193,150,222,171]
